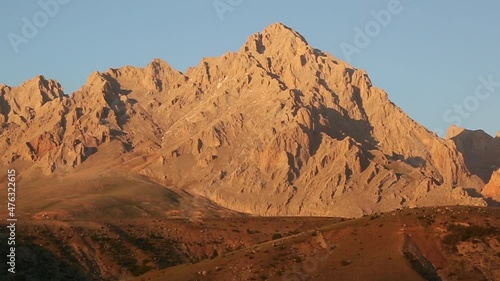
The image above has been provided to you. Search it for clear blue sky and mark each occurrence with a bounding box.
[1,0,499,136]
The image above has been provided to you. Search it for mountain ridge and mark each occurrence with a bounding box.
[0,23,495,218]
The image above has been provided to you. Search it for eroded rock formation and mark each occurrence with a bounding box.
[0,23,492,217]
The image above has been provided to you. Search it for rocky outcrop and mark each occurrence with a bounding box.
[446,125,500,184]
[0,23,490,217]
[483,169,500,200]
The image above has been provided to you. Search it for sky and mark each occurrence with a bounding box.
[1,0,499,136]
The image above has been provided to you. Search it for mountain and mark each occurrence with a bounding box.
[483,169,500,201]
[0,23,490,218]
[446,125,500,183]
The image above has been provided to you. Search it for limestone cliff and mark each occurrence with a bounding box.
[0,23,490,217]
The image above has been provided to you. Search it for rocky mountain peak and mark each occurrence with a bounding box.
[446,125,492,141]
[483,169,500,200]
[446,125,466,139]
[0,75,66,125]
[261,22,309,44]
[14,75,65,102]
[0,23,495,217]
[447,125,500,184]
[144,58,186,91]
[240,22,312,58]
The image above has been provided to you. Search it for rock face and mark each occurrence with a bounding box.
[446,125,500,184]
[0,23,489,217]
[483,169,500,200]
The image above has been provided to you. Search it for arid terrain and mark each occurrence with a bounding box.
[1,23,499,280]
[1,23,499,218]
[134,206,500,281]
[0,207,498,281]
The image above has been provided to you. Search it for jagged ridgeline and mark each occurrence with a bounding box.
[0,23,495,218]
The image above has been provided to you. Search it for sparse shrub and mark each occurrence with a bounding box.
[148,232,164,239]
[247,229,260,234]
[211,249,219,259]
[340,259,351,266]
[443,224,499,247]
[128,235,138,244]
[293,255,304,263]
[90,234,100,241]
[272,233,283,240]
[129,265,150,276]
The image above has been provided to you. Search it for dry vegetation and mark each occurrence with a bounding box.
[1,206,498,281]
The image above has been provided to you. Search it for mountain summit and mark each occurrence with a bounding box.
[241,22,312,55]
[0,23,494,218]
